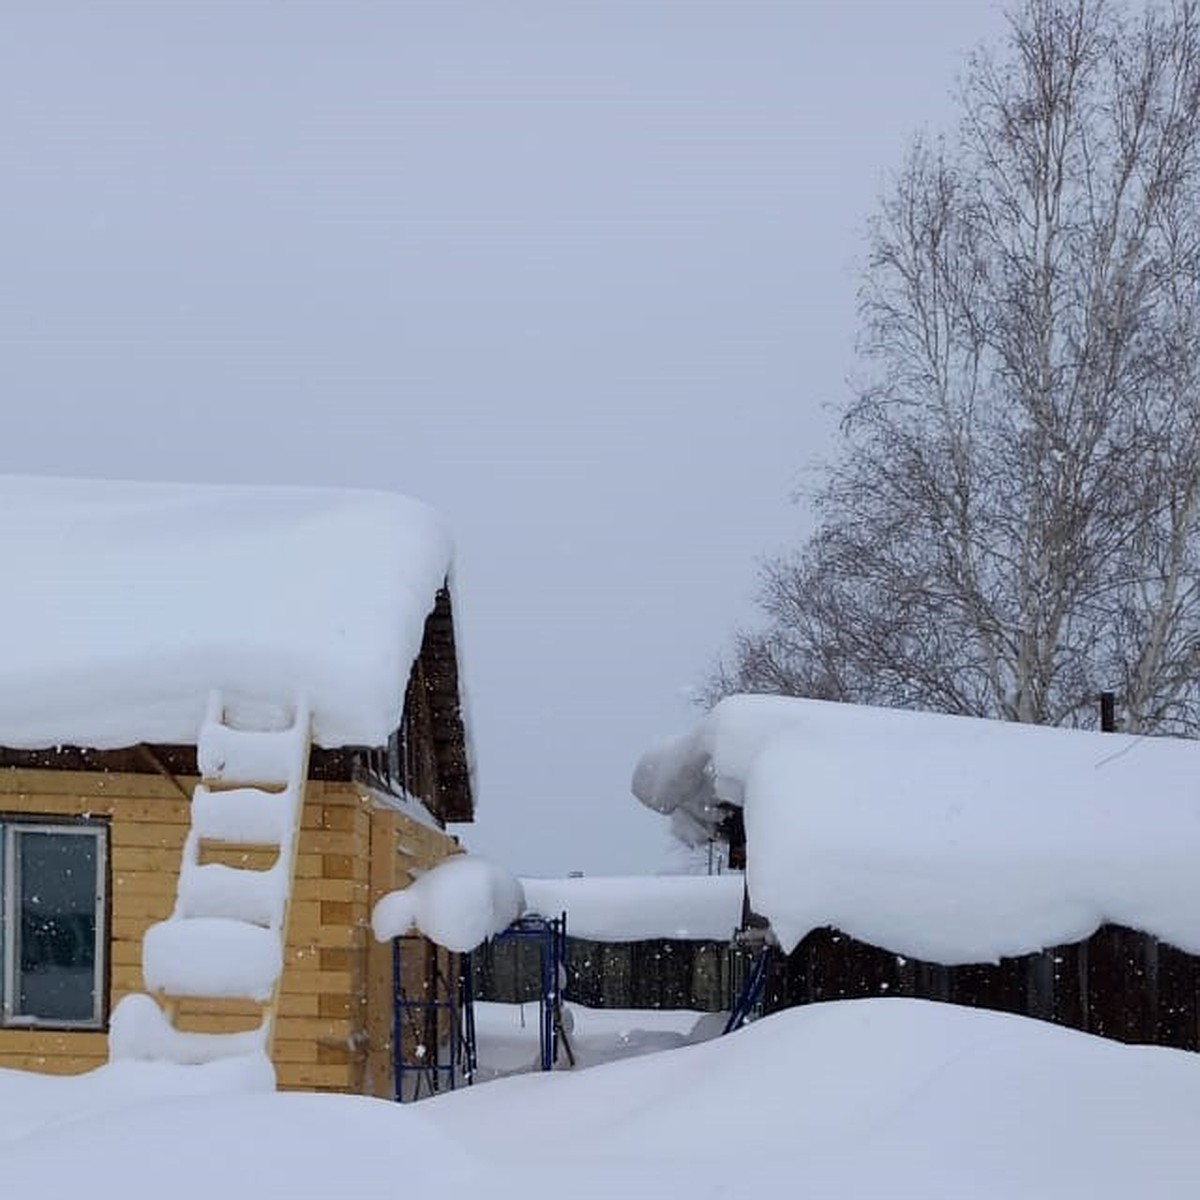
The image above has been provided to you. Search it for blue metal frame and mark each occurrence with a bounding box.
[485,912,568,1071]
[723,942,773,1035]
[461,952,478,1079]
[391,938,476,1102]
[389,913,566,1101]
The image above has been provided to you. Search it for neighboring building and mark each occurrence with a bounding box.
[633,694,1200,1049]
[0,476,473,1095]
[475,874,747,1011]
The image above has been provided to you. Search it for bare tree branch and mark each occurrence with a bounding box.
[713,0,1200,736]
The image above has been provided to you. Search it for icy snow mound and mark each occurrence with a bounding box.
[372,855,524,952]
[0,475,453,749]
[633,694,1200,961]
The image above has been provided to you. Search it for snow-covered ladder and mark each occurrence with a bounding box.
[109,692,311,1067]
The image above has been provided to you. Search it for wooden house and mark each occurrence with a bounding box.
[0,476,474,1096]
[632,694,1200,1050]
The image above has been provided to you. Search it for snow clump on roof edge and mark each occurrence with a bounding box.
[372,855,524,952]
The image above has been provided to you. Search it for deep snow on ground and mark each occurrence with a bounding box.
[3,999,1199,1199]
[473,999,717,1078]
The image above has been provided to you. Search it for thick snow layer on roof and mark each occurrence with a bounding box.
[522,874,744,942]
[633,695,1200,962]
[371,855,524,952]
[0,475,453,749]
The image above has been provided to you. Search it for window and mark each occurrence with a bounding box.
[1,820,107,1028]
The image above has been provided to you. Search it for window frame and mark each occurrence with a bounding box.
[0,817,109,1030]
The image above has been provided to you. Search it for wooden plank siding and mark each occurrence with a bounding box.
[0,768,460,1091]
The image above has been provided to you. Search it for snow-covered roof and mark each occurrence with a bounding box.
[521,874,744,942]
[633,695,1200,963]
[0,475,454,750]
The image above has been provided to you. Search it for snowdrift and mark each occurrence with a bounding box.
[4,999,1199,1198]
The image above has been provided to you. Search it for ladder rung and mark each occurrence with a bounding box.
[109,993,270,1066]
[191,784,298,845]
[198,719,308,787]
[176,860,287,928]
[143,917,283,1002]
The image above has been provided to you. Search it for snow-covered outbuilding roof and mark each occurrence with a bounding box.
[521,874,744,943]
[0,475,456,751]
[633,695,1200,964]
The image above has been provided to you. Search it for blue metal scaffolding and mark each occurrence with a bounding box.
[489,913,569,1071]
[723,940,774,1035]
[390,911,568,1101]
[391,937,476,1102]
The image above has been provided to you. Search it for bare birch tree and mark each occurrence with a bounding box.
[719,0,1200,733]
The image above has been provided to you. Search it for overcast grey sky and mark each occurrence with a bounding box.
[2,2,1007,875]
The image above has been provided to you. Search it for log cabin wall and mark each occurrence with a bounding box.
[0,768,460,1090]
